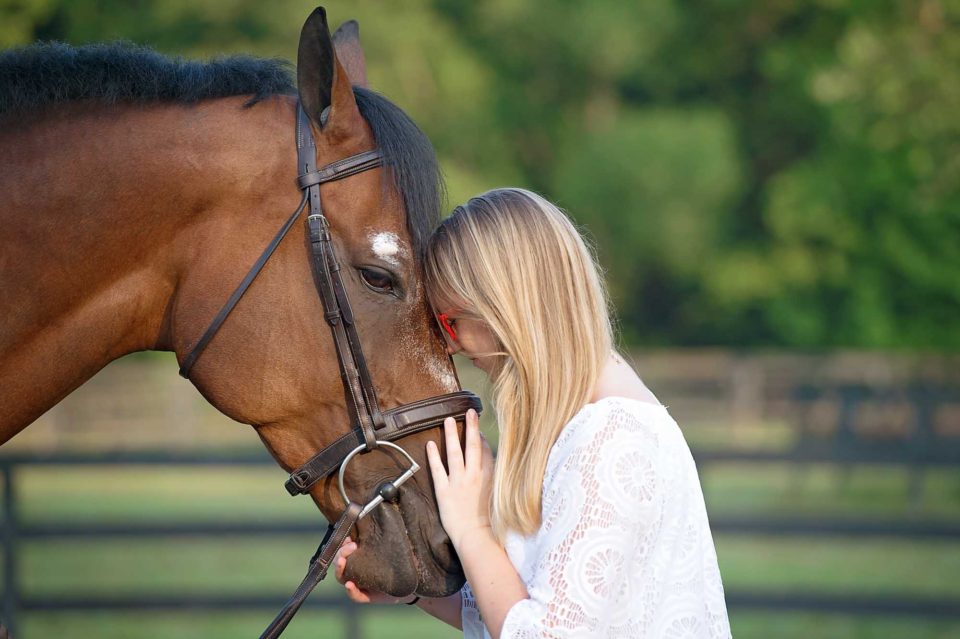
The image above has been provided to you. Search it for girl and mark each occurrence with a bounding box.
[335,188,731,638]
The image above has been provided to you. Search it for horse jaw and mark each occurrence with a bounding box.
[340,481,465,598]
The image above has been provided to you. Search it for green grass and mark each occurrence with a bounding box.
[3,460,958,639]
[15,466,313,523]
[19,610,960,639]
[716,536,960,597]
[13,463,959,522]
[19,536,341,595]
[701,464,960,519]
[730,612,960,639]
[14,534,959,599]
[21,609,460,639]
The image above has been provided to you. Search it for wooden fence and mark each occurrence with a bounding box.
[3,445,959,638]
[2,351,959,637]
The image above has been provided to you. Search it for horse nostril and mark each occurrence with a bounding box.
[377,481,400,503]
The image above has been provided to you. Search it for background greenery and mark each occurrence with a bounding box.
[3,2,958,638]
[4,0,957,350]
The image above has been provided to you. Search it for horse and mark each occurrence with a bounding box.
[0,7,470,601]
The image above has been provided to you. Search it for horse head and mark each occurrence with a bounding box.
[172,8,468,598]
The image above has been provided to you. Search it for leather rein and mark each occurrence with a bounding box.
[178,103,482,638]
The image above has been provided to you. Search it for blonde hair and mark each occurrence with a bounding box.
[424,188,613,541]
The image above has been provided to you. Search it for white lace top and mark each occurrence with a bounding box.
[460,397,731,638]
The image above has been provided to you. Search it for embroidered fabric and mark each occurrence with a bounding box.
[460,397,731,638]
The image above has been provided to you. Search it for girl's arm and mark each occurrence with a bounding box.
[450,527,527,638]
[412,592,463,630]
[426,412,528,638]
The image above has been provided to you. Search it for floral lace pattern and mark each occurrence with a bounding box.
[461,398,731,638]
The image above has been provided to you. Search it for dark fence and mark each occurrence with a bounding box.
[3,443,959,638]
[0,452,363,639]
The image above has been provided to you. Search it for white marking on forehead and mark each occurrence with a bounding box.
[368,231,406,267]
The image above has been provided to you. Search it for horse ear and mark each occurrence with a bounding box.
[332,20,369,89]
[297,7,363,141]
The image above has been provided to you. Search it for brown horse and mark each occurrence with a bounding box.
[0,9,466,598]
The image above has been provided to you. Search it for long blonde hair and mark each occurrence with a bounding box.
[424,188,613,540]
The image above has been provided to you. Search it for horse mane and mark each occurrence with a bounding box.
[0,41,295,113]
[0,41,442,254]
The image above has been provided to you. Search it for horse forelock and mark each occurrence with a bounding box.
[353,87,444,261]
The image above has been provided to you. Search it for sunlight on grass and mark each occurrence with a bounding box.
[716,535,960,597]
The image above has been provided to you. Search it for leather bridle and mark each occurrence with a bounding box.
[179,103,482,638]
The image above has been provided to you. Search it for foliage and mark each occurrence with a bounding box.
[2,0,957,349]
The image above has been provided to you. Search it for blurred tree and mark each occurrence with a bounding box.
[0,0,57,45]
[702,0,960,348]
[2,0,956,349]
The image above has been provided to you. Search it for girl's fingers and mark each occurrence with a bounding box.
[426,440,448,490]
[334,538,357,583]
[345,581,371,604]
[464,409,481,472]
[443,416,464,475]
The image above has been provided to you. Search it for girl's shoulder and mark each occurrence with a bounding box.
[548,396,678,472]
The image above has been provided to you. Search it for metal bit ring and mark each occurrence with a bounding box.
[337,440,420,519]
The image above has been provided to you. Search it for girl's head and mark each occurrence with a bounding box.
[424,188,613,539]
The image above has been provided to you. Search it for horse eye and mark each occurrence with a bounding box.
[359,267,395,294]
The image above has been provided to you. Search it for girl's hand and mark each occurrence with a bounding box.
[333,537,416,605]
[426,409,494,550]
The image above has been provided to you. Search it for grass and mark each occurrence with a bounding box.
[729,613,960,639]
[12,463,959,522]
[10,534,960,603]
[716,535,960,597]
[20,610,960,639]
[22,609,461,639]
[3,456,958,639]
[700,464,960,519]
[15,466,312,523]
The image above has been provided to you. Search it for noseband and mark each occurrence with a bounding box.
[179,103,482,638]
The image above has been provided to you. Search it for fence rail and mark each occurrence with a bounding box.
[2,450,959,638]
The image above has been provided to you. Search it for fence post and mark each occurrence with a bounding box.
[1,461,18,638]
[345,601,360,639]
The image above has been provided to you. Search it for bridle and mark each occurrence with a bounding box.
[178,103,482,638]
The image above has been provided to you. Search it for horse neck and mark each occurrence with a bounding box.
[0,97,295,440]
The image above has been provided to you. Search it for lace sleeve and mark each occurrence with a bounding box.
[499,403,668,638]
[460,580,488,639]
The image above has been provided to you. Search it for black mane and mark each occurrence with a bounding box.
[354,86,444,255]
[0,41,442,253]
[0,41,295,113]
